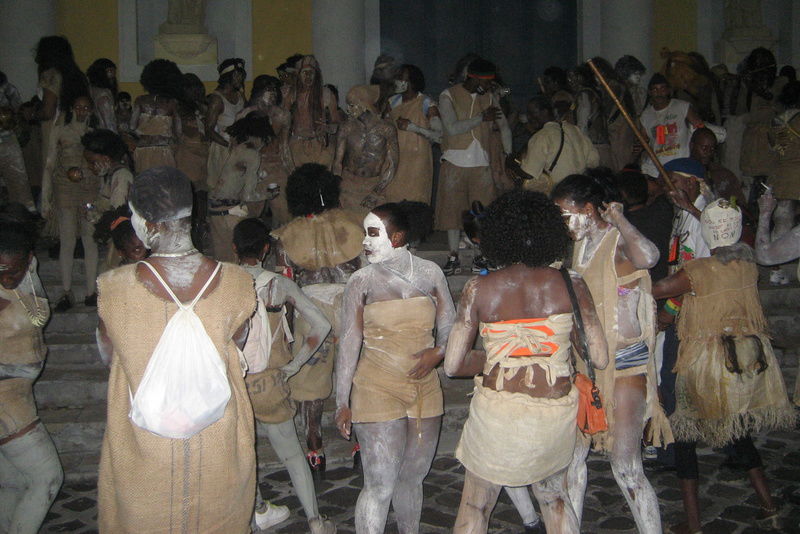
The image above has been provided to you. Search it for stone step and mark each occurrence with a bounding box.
[34,364,109,408]
[45,307,98,335]
[45,334,102,365]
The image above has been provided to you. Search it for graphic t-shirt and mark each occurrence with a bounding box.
[640,99,691,177]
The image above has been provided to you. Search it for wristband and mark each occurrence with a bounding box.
[664,298,681,316]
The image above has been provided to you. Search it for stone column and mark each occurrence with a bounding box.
[0,0,56,99]
[601,0,654,72]
[312,0,366,104]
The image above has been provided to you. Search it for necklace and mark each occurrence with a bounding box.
[149,248,199,258]
[12,277,48,328]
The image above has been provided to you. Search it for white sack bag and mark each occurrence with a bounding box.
[129,261,230,439]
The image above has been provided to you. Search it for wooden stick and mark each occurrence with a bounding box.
[586,58,676,192]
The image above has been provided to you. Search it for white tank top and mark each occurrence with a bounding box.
[214,91,244,141]
[640,98,691,177]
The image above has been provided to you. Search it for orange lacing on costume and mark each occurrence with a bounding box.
[480,314,573,390]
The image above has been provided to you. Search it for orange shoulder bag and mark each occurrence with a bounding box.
[560,268,608,435]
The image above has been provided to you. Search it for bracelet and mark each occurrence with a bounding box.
[664,298,681,316]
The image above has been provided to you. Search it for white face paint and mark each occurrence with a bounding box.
[394,80,409,94]
[129,203,152,248]
[563,210,591,241]
[363,212,401,264]
[628,72,643,86]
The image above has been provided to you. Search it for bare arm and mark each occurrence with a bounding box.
[96,319,114,366]
[271,277,331,377]
[95,91,117,132]
[602,202,660,269]
[494,103,512,153]
[652,269,692,300]
[443,277,484,377]
[439,93,483,136]
[408,267,457,379]
[233,322,249,351]
[129,97,142,132]
[575,92,591,134]
[406,105,443,144]
[335,272,367,411]
[572,273,609,370]
[331,121,349,176]
[204,93,228,146]
[756,190,800,264]
[334,271,368,439]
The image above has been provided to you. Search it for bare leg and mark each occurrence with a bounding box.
[303,399,325,452]
[354,419,406,534]
[58,206,78,294]
[262,419,320,520]
[531,467,579,534]
[453,469,502,534]
[566,432,590,525]
[392,416,441,534]
[609,375,662,534]
[504,486,542,527]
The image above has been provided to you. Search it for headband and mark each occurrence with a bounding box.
[467,73,496,80]
[219,61,245,75]
[110,216,130,231]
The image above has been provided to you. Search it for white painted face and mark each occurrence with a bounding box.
[394,80,409,94]
[129,203,152,248]
[628,72,643,86]
[362,212,397,264]
[559,208,592,241]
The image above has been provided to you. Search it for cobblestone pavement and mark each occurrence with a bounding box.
[41,428,800,534]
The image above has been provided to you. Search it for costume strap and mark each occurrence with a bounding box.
[138,261,221,311]
[548,121,566,173]
[559,267,595,383]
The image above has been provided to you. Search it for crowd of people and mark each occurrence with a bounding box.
[1,32,799,534]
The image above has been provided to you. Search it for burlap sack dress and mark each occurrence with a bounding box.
[97,263,256,534]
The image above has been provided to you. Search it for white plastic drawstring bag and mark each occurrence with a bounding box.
[129,261,231,439]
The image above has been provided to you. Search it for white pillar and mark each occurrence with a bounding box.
[312,0,366,103]
[601,0,653,73]
[0,0,56,99]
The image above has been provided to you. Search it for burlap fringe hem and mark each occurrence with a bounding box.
[670,405,798,448]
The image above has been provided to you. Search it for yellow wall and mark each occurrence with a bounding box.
[55,0,312,98]
[652,0,697,70]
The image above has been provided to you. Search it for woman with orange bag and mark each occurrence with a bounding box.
[444,191,608,533]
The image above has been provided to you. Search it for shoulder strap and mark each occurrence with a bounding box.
[559,267,595,383]
[548,122,566,173]
[138,261,222,311]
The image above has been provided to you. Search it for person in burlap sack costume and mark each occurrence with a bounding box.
[553,174,672,534]
[654,199,796,534]
[271,163,364,478]
[333,85,398,214]
[444,191,609,534]
[234,218,336,534]
[335,201,455,534]
[95,167,256,533]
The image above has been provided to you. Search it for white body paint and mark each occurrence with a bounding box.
[362,212,406,264]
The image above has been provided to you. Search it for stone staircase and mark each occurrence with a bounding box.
[33,236,800,481]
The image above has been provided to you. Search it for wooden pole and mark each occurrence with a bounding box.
[586,58,676,192]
